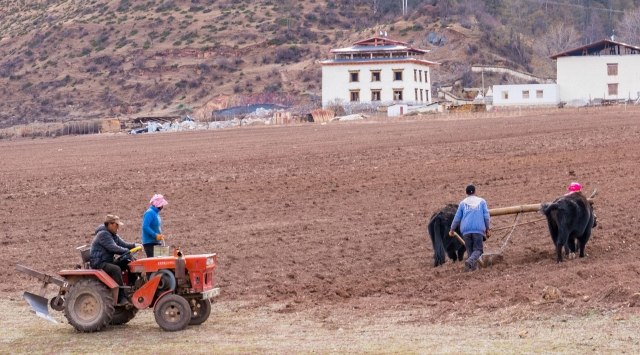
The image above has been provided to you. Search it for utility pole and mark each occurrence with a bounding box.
[482,69,485,97]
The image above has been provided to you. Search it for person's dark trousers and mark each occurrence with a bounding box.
[463,233,484,271]
[143,244,157,258]
[96,261,129,302]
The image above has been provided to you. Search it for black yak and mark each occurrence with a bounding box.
[541,188,597,263]
[428,204,466,267]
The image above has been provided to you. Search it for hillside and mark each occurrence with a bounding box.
[0,0,639,126]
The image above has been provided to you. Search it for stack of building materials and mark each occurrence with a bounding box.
[100,120,122,133]
[310,109,334,123]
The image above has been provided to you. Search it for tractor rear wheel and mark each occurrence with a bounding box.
[110,306,138,325]
[63,279,114,332]
[188,299,211,326]
[154,294,191,331]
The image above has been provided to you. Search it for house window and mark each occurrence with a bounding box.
[414,69,417,81]
[350,90,360,102]
[349,71,359,82]
[393,69,403,81]
[419,70,423,82]
[371,70,381,82]
[371,90,381,101]
[607,63,618,76]
[393,89,403,101]
[420,89,424,102]
[502,91,509,99]
[608,83,618,96]
[415,88,418,100]
[536,90,543,98]
[522,90,529,99]
[425,90,429,101]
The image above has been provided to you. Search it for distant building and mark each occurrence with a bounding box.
[492,84,559,106]
[387,104,408,117]
[550,39,640,102]
[321,36,438,107]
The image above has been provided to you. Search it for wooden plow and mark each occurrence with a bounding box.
[451,187,597,267]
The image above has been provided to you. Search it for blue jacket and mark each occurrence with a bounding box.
[141,206,162,245]
[450,196,491,236]
[90,225,135,268]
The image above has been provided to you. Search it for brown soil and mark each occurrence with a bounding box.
[2,106,640,323]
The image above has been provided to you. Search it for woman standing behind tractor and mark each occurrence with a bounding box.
[142,194,168,257]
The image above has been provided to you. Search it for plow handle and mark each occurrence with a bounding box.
[451,232,466,246]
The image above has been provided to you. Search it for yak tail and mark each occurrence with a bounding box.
[432,217,447,267]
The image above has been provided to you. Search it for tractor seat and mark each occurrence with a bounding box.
[77,245,92,269]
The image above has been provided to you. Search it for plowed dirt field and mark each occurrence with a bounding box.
[1,106,640,353]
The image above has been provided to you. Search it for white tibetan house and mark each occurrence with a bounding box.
[321,36,438,107]
[550,39,640,103]
[492,84,559,106]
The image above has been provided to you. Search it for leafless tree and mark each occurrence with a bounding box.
[369,0,398,18]
[534,22,581,59]
[582,11,604,45]
[618,10,640,46]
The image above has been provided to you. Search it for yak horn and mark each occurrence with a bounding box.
[588,185,598,199]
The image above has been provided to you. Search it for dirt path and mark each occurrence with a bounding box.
[0,297,638,354]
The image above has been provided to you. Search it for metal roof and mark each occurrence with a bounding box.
[353,36,409,46]
[550,39,640,59]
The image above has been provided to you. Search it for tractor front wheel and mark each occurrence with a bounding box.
[110,306,138,325]
[63,279,114,332]
[188,298,211,326]
[154,294,191,331]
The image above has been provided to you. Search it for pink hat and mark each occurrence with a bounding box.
[568,182,582,193]
[150,194,168,208]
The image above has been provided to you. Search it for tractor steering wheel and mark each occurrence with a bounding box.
[115,246,143,263]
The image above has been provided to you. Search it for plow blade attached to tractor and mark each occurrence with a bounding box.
[23,291,57,323]
[16,264,68,324]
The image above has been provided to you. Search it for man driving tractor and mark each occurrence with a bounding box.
[90,214,139,305]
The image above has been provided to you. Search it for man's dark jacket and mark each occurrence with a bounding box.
[90,225,135,268]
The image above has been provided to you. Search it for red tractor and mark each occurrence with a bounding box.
[16,246,219,332]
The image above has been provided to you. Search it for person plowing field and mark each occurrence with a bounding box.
[449,185,492,272]
[91,214,139,306]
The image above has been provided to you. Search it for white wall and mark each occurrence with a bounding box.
[492,84,559,106]
[321,61,433,107]
[388,104,408,117]
[557,55,640,102]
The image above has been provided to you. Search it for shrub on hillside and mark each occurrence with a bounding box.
[274,46,308,64]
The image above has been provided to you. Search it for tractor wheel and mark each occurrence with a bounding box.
[110,306,138,325]
[154,294,191,331]
[63,279,114,332]
[188,299,211,326]
[150,269,177,296]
